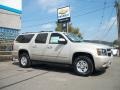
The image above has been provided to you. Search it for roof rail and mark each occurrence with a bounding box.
[22,31,53,34]
[22,32,37,34]
[40,31,53,32]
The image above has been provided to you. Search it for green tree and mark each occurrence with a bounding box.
[55,23,82,37]
[55,23,63,32]
[113,40,119,45]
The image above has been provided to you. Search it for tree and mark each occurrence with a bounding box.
[55,23,82,37]
[113,40,119,45]
[55,23,63,32]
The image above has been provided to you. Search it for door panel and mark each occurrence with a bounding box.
[43,33,70,63]
[31,44,47,60]
[30,33,48,60]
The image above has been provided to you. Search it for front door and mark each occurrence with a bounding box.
[44,33,70,63]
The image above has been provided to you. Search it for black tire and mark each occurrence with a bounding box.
[19,53,31,68]
[73,56,94,76]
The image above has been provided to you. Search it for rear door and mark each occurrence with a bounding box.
[30,33,48,60]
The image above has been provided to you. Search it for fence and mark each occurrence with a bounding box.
[0,40,13,60]
[0,40,13,51]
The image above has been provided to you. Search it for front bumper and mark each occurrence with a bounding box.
[94,55,113,70]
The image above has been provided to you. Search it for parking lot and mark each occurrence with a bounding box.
[0,57,120,90]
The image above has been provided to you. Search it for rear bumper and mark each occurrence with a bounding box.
[94,55,113,70]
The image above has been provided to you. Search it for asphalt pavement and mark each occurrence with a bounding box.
[0,57,120,90]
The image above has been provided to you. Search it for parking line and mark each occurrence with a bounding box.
[0,71,49,89]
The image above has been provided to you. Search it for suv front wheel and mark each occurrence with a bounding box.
[73,56,94,76]
[19,53,31,68]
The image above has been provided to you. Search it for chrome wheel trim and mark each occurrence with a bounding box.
[76,60,88,73]
[21,56,27,66]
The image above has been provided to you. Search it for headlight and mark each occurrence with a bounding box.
[97,49,107,56]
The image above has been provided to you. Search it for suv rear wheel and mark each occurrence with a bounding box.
[73,56,94,76]
[19,53,31,68]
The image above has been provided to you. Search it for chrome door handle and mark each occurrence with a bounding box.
[32,45,37,48]
[47,46,52,49]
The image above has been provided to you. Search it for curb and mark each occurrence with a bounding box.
[0,55,12,62]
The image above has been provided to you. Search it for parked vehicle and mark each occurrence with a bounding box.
[111,48,119,56]
[12,31,113,76]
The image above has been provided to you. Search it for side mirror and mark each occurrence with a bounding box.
[58,38,67,44]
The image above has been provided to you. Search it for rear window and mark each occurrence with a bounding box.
[16,34,34,43]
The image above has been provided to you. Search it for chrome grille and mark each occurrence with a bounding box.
[107,49,112,56]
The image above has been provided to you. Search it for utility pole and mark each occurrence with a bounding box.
[115,0,120,55]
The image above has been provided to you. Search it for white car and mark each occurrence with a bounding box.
[12,31,113,76]
[111,48,119,56]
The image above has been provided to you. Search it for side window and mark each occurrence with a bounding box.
[16,34,34,43]
[50,33,65,44]
[35,33,48,43]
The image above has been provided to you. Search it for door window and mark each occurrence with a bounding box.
[35,33,48,43]
[50,33,65,44]
[16,34,34,43]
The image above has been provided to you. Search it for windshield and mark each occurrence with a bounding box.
[65,33,83,42]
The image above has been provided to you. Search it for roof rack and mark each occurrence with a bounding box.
[22,32,38,34]
[22,31,53,34]
[40,31,53,32]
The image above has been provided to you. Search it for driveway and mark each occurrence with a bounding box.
[0,57,120,90]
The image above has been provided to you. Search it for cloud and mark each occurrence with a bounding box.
[48,8,57,13]
[40,23,55,31]
[95,16,117,41]
[83,16,117,41]
[101,16,117,30]
[38,0,67,13]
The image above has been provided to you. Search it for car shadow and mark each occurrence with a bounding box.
[12,61,106,76]
[91,69,106,76]
[32,62,75,75]
[12,61,19,65]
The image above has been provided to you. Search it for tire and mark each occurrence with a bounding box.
[19,53,31,68]
[73,56,94,76]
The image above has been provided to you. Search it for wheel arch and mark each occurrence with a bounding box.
[18,49,29,58]
[72,52,95,69]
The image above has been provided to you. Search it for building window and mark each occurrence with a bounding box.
[0,27,19,40]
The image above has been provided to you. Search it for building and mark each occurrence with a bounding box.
[0,0,21,51]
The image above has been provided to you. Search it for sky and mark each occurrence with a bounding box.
[22,0,117,42]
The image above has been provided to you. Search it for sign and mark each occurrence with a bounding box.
[50,37,59,43]
[57,6,70,23]
[0,0,22,14]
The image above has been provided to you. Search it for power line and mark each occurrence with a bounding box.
[103,17,117,40]
[94,7,115,40]
[102,7,115,38]
[72,5,112,17]
[23,5,113,29]
[92,7,115,40]
[22,4,113,23]
[92,0,107,39]
[23,5,102,23]
[100,0,107,25]
[22,21,56,28]
[78,0,114,4]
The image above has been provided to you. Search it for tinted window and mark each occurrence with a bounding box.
[35,33,48,43]
[65,33,83,42]
[16,34,34,43]
[50,33,65,44]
